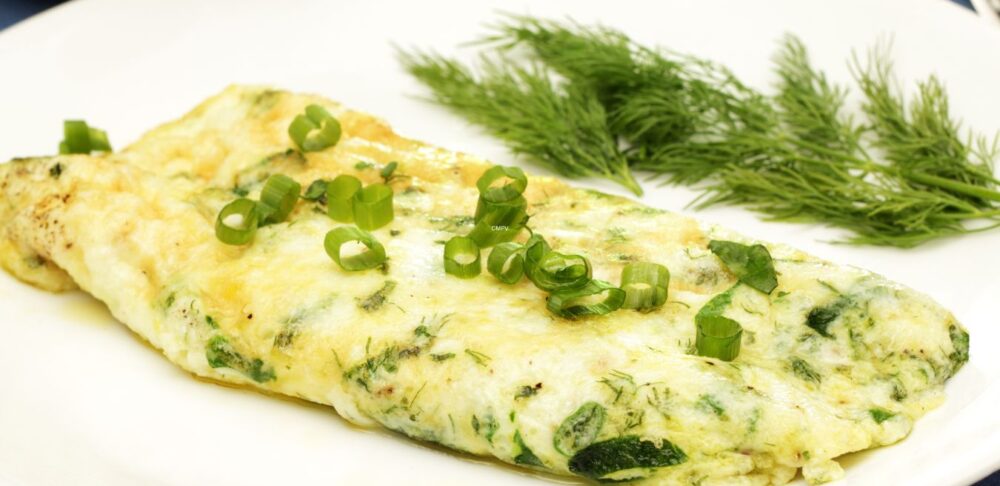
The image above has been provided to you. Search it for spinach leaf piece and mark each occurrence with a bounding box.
[708,240,778,294]
[568,435,686,482]
[554,402,607,456]
[513,430,544,467]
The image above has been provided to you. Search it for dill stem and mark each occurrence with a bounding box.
[904,172,1000,202]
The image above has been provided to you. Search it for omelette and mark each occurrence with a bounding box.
[0,86,969,485]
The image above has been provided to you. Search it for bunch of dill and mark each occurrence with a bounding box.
[398,16,1000,247]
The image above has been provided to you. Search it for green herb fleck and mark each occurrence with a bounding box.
[357,280,397,312]
[302,179,329,202]
[806,298,849,337]
[431,352,455,362]
[869,407,896,424]
[465,349,492,367]
[948,324,970,377]
[205,335,276,383]
[553,402,606,456]
[515,383,542,400]
[471,414,499,443]
[790,357,822,384]
[49,163,63,179]
[355,161,374,170]
[380,161,399,183]
[695,394,726,417]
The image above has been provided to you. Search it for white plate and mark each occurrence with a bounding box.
[1,0,999,485]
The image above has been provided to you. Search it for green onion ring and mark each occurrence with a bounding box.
[326,175,361,222]
[695,314,743,361]
[476,165,528,202]
[257,174,301,225]
[215,198,259,245]
[487,242,525,284]
[288,104,342,152]
[443,236,481,278]
[469,195,528,247]
[324,226,386,271]
[352,183,394,230]
[620,262,670,310]
[523,233,551,285]
[546,280,625,319]
[530,251,592,292]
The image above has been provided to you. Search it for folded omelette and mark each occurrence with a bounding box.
[0,86,969,485]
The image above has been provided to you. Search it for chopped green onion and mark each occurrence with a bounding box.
[302,179,329,202]
[695,314,743,361]
[326,175,361,222]
[87,126,112,152]
[523,233,551,285]
[353,183,394,230]
[530,251,592,292]
[620,262,670,310]
[546,280,625,318]
[257,174,301,224]
[324,226,386,271]
[59,120,112,154]
[469,195,528,247]
[474,194,527,223]
[477,165,528,202]
[487,242,525,284]
[444,236,481,278]
[215,198,259,245]
[288,104,342,152]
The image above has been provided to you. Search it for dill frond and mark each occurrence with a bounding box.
[402,16,1000,247]
[398,49,641,195]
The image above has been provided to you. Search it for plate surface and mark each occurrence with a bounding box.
[1,1,999,485]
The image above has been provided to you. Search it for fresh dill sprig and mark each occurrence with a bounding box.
[699,36,1000,246]
[488,16,774,184]
[398,49,642,195]
[401,16,1000,247]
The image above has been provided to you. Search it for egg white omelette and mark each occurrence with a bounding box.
[0,86,969,485]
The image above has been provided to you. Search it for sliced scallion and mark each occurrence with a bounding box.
[695,314,743,361]
[353,183,394,230]
[620,262,670,310]
[324,226,386,271]
[326,175,361,222]
[487,242,525,284]
[546,280,625,318]
[288,104,342,152]
[444,236,481,278]
[694,287,743,361]
[530,251,592,292]
[469,195,528,247]
[215,198,259,245]
[523,233,551,285]
[59,120,112,154]
[257,174,301,224]
[476,165,528,202]
[87,126,112,152]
